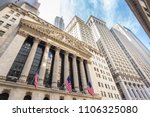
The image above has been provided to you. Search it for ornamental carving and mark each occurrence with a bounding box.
[19,19,92,58]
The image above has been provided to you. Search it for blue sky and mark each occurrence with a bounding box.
[39,0,150,50]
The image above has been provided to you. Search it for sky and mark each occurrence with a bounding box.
[38,0,150,50]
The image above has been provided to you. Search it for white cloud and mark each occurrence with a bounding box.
[59,0,75,27]
[38,0,61,24]
[99,0,119,27]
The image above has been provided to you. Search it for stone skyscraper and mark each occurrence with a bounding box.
[54,16,65,30]
[125,0,150,38]
[87,16,150,100]
[111,24,150,88]
[66,16,121,100]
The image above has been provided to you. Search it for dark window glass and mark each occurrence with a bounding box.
[0,93,9,100]
[7,36,33,81]
[44,50,54,87]
[24,95,32,100]
[27,43,44,84]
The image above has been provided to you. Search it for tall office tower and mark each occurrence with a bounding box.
[87,16,150,100]
[0,0,40,15]
[66,16,121,100]
[0,3,101,100]
[126,0,150,38]
[54,16,65,30]
[65,16,97,49]
[111,24,150,88]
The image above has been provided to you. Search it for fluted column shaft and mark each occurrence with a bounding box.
[80,59,87,93]
[64,52,69,89]
[51,48,60,88]
[126,83,135,100]
[119,81,132,100]
[38,44,50,86]
[72,56,79,92]
[140,85,149,99]
[131,84,140,99]
[20,39,39,82]
[135,85,144,99]
[143,86,150,99]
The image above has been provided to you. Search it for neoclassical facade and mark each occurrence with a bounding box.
[0,4,101,100]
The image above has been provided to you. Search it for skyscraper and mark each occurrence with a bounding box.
[0,0,40,15]
[87,16,150,100]
[111,24,150,88]
[54,16,65,30]
[65,16,97,49]
[125,0,150,38]
[66,16,121,100]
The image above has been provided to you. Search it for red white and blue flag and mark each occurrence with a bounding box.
[65,76,72,93]
[87,81,95,96]
[34,73,39,89]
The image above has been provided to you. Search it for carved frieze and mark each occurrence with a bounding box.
[19,19,92,59]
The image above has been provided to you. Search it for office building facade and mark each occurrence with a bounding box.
[126,0,150,38]
[54,16,65,30]
[111,24,150,88]
[66,16,121,100]
[87,16,150,100]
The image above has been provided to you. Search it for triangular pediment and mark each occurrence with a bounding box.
[19,18,92,58]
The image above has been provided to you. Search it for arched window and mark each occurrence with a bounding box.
[0,92,9,100]
[23,95,32,100]
[43,97,49,100]
[0,30,5,37]
[24,92,32,100]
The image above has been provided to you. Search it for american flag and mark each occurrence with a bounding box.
[87,82,95,96]
[34,73,39,88]
[65,76,72,93]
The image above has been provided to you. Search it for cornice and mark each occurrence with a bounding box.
[19,19,92,60]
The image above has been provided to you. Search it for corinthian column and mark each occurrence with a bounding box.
[72,55,79,92]
[38,44,50,86]
[80,58,87,93]
[51,48,60,88]
[20,39,39,82]
[64,51,69,90]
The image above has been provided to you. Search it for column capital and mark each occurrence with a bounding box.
[79,58,84,62]
[55,47,61,52]
[46,43,51,48]
[64,51,69,56]
[34,38,40,43]
[72,54,77,58]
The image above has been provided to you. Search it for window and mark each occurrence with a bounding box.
[3,14,10,19]
[27,42,44,84]
[24,95,32,100]
[60,96,64,100]
[0,30,5,37]
[7,36,33,81]
[0,92,9,100]
[15,13,20,17]
[43,97,49,100]
[4,23,11,29]
[0,20,4,26]
[10,18,16,22]
[24,92,32,100]
[98,82,101,87]
[9,10,14,14]
[73,98,76,100]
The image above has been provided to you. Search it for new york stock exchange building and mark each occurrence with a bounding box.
[0,3,102,100]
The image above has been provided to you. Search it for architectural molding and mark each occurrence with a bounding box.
[19,19,92,60]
